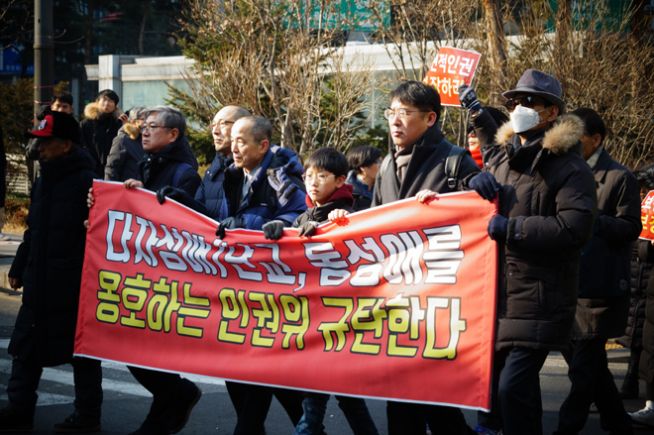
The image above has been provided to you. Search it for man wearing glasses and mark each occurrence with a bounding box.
[121,106,203,434]
[375,81,480,435]
[474,69,597,435]
[194,105,251,220]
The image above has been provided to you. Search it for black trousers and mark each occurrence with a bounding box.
[386,401,471,435]
[478,347,549,435]
[7,356,102,418]
[128,365,186,398]
[226,381,303,435]
[556,337,632,434]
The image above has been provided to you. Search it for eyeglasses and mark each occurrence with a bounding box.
[210,120,235,129]
[383,108,429,120]
[140,123,171,132]
[503,95,550,111]
[304,172,335,184]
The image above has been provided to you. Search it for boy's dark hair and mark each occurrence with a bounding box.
[389,80,441,121]
[52,93,73,106]
[97,89,119,105]
[571,107,606,144]
[347,145,382,171]
[305,147,348,178]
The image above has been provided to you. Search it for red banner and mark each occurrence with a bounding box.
[641,190,654,240]
[423,46,482,107]
[75,181,498,411]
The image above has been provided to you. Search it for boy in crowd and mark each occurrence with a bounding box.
[262,147,378,435]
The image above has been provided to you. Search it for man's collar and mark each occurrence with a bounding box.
[586,145,603,169]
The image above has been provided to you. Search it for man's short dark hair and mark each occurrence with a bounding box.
[52,93,73,106]
[305,147,348,178]
[389,81,441,121]
[241,116,272,142]
[145,106,186,137]
[571,107,606,144]
[347,145,382,171]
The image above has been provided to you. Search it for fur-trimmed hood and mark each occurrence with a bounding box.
[495,114,585,155]
[83,101,120,121]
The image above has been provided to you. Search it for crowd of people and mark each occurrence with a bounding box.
[0,67,652,435]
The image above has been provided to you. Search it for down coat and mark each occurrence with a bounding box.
[574,149,641,339]
[8,147,95,366]
[617,241,653,349]
[485,115,597,351]
[223,145,306,230]
[80,102,122,177]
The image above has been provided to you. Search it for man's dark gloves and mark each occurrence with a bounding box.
[262,220,285,240]
[458,84,482,112]
[468,172,501,200]
[298,221,319,238]
[488,215,508,241]
[156,186,185,204]
[216,216,244,239]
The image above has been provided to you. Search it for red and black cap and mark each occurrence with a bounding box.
[28,111,81,143]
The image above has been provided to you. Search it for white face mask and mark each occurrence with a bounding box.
[510,105,541,134]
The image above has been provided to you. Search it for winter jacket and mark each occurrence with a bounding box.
[574,148,641,339]
[8,147,95,366]
[293,184,354,227]
[224,145,306,230]
[104,128,145,182]
[80,102,122,177]
[345,170,373,211]
[371,125,480,206]
[640,240,654,381]
[617,241,652,349]
[139,136,201,196]
[194,153,231,220]
[485,115,597,351]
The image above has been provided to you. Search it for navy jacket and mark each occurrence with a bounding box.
[194,153,230,220]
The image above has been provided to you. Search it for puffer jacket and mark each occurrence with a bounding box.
[574,149,641,339]
[485,115,597,351]
[8,147,95,366]
[345,170,373,211]
[223,145,306,230]
[80,102,122,177]
[294,184,354,227]
[104,128,145,182]
[194,153,231,220]
[139,135,201,196]
[617,240,653,349]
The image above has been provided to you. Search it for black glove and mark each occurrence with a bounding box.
[298,221,319,237]
[216,216,243,239]
[468,172,501,200]
[262,220,285,240]
[488,215,508,241]
[156,186,182,204]
[458,84,482,112]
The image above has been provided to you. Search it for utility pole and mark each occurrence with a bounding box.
[33,0,54,120]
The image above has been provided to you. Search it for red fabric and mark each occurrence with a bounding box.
[468,144,483,168]
[640,190,654,240]
[305,183,354,208]
[76,181,498,411]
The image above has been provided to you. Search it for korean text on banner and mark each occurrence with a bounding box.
[75,180,498,411]
[423,47,482,107]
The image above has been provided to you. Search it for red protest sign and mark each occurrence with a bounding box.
[640,190,654,240]
[76,181,498,411]
[424,47,481,107]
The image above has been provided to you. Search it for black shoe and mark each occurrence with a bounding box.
[129,396,169,435]
[167,379,201,433]
[0,405,33,432]
[53,411,100,433]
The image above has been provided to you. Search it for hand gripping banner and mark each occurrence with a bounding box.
[76,180,498,411]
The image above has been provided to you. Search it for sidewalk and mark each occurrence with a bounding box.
[0,232,22,293]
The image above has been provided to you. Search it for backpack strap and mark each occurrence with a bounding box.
[445,146,466,190]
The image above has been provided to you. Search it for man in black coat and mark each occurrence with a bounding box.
[374,81,480,435]
[0,112,100,432]
[555,108,640,434]
[120,106,202,435]
[476,69,597,435]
